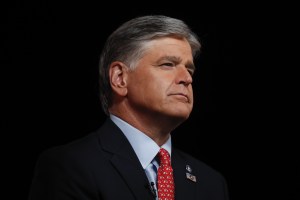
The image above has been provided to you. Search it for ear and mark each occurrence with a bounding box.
[109,61,128,96]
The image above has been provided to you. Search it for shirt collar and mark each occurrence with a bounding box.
[110,114,172,169]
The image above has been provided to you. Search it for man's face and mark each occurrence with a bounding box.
[126,37,195,121]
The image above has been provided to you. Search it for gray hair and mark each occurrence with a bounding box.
[99,15,201,115]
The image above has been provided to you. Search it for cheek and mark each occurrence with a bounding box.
[129,68,171,99]
[190,87,194,99]
[140,73,166,90]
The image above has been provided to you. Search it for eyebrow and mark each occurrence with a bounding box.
[157,56,195,71]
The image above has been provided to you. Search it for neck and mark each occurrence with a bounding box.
[109,109,181,146]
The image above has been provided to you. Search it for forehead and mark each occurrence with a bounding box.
[143,37,193,59]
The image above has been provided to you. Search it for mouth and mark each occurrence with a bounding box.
[170,93,189,102]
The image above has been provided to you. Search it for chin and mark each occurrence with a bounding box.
[159,103,192,121]
[168,114,190,128]
[169,110,191,120]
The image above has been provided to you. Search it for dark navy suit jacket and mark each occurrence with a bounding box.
[29,118,229,200]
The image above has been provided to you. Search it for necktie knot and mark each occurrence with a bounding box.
[158,148,171,166]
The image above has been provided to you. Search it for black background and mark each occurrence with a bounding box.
[3,1,298,200]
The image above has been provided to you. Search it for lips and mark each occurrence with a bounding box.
[170,93,189,102]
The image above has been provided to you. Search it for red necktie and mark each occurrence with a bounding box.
[157,148,175,200]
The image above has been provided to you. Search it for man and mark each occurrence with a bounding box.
[29,15,230,200]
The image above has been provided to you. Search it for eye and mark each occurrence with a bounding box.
[160,62,175,67]
[188,69,195,76]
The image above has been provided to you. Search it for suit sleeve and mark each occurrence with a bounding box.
[28,150,99,200]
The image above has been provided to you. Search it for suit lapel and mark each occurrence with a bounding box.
[98,119,153,200]
[172,149,197,200]
[110,153,152,199]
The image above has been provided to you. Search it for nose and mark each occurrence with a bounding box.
[177,66,193,86]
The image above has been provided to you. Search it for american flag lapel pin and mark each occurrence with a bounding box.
[186,165,197,182]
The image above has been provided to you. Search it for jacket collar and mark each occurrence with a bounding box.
[97,118,154,200]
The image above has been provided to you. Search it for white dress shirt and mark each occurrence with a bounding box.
[110,114,172,199]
